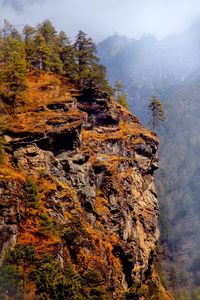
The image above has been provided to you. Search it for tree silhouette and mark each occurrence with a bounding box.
[148,96,166,132]
[113,80,129,108]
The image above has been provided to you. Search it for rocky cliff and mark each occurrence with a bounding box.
[0,73,171,299]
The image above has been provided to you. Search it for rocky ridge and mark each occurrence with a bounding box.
[0,73,171,299]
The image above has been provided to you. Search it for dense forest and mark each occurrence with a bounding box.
[0,19,112,108]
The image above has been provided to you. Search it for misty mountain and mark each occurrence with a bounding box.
[98,22,200,295]
[158,70,200,288]
[98,25,200,121]
[97,34,129,63]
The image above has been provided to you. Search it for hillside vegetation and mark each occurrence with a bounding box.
[0,21,171,299]
[0,19,112,109]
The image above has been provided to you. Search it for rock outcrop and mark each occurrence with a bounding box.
[0,74,171,299]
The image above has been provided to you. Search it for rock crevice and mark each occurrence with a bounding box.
[0,91,167,298]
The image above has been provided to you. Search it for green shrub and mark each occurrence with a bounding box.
[82,270,103,288]
[62,217,91,261]
[0,264,23,299]
[0,245,36,299]
[33,255,83,300]
[38,214,59,236]
[23,176,39,215]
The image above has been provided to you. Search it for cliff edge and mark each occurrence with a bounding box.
[0,73,171,299]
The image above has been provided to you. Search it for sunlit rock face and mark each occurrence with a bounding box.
[0,74,170,299]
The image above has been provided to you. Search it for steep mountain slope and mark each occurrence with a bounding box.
[0,72,171,299]
[98,22,200,297]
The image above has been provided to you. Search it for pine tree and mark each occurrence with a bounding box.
[74,31,99,71]
[23,20,63,73]
[113,80,129,108]
[9,245,36,297]
[23,25,36,42]
[38,20,63,73]
[2,20,21,40]
[38,20,57,45]
[50,40,63,74]
[148,96,166,132]
[59,31,76,80]
[23,25,36,68]
[0,21,112,104]
[74,31,111,97]
[23,176,39,215]
[32,33,51,70]
[0,36,27,110]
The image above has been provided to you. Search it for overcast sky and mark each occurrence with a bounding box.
[1,0,200,41]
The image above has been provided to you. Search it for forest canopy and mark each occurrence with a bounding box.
[0,19,112,106]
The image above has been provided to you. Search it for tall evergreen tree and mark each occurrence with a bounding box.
[38,20,57,45]
[148,96,166,132]
[0,36,27,109]
[113,80,129,108]
[38,20,63,73]
[23,20,63,73]
[32,33,51,70]
[2,20,21,40]
[74,31,111,97]
[9,245,36,297]
[74,31,99,71]
[59,31,76,79]
[23,25,36,42]
[23,25,36,68]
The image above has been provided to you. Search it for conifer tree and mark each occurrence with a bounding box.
[9,245,36,297]
[59,31,76,79]
[0,36,27,109]
[0,20,112,105]
[113,80,129,108]
[38,20,57,45]
[23,25,36,67]
[23,25,36,42]
[148,96,166,132]
[74,31,99,70]
[38,20,63,73]
[2,20,21,40]
[32,33,51,70]
[23,176,39,216]
[74,31,111,97]
[23,20,63,73]
[50,42,63,74]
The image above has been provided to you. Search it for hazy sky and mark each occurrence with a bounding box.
[1,0,200,41]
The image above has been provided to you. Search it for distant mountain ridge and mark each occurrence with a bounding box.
[98,25,200,121]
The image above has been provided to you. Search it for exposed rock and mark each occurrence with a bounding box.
[0,83,171,299]
[13,144,65,178]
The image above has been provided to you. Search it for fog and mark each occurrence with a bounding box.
[1,0,200,41]
[2,0,200,296]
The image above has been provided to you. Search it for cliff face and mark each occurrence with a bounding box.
[0,73,170,299]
